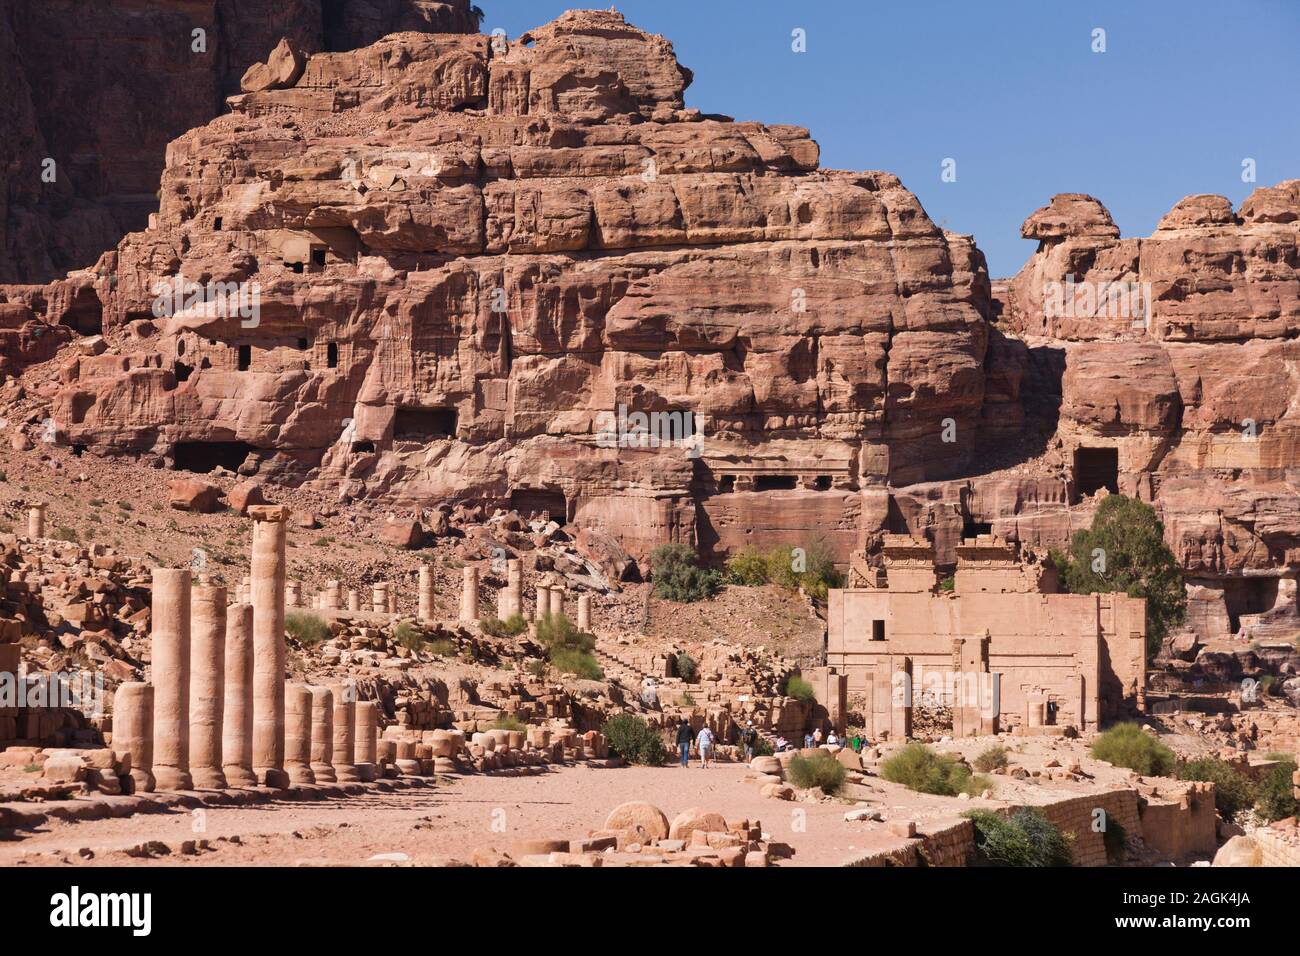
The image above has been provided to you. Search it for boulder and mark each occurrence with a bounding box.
[239,38,306,93]
[1212,835,1262,867]
[227,481,267,515]
[167,479,223,513]
[603,801,671,844]
[668,807,728,842]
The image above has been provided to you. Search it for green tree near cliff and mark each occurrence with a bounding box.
[1051,495,1185,660]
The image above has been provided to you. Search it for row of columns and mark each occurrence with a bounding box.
[112,507,381,792]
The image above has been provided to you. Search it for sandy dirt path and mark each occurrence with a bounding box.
[1,763,902,867]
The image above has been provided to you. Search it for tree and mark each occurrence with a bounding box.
[1051,495,1185,659]
[650,543,721,603]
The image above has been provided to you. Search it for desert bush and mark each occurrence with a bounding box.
[880,743,978,797]
[1253,758,1299,823]
[491,713,527,733]
[973,745,1009,773]
[524,658,547,677]
[650,544,721,603]
[725,547,769,585]
[787,750,846,794]
[391,621,423,651]
[535,613,602,677]
[54,526,79,543]
[602,714,667,766]
[964,808,1073,867]
[675,652,697,682]
[550,647,603,679]
[285,611,330,646]
[783,674,816,703]
[426,637,455,657]
[1175,757,1255,821]
[1100,811,1128,864]
[479,613,527,638]
[1089,723,1175,776]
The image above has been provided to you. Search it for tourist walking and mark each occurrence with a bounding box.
[675,719,692,767]
[741,721,758,760]
[696,724,715,768]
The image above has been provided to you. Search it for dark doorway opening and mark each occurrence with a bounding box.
[393,406,457,440]
[962,519,993,540]
[351,440,375,454]
[173,441,255,474]
[327,343,338,369]
[1074,447,1119,498]
[1224,578,1281,633]
[60,286,103,336]
[872,620,886,642]
[311,247,327,268]
[238,345,251,371]
[717,475,735,494]
[511,489,567,523]
[174,361,193,383]
[814,475,833,491]
[754,475,798,491]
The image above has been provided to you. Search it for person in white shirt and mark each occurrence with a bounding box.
[696,725,715,768]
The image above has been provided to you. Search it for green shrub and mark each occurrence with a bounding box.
[1254,758,1299,823]
[427,637,455,657]
[602,714,667,766]
[524,658,547,677]
[1100,811,1128,864]
[679,691,695,707]
[787,750,847,794]
[480,613,528,638]
[54,526,79,543]
[1051,495,1185,659]
[783,674,816,703]
[752,736,775,758]
[757,540,845,601]
[550,647,603,680]
[880,743,977,797]
[939,574,955,592]
[973,745,1009,773]
[725,547,769,585]
[285,611,330,646]
[491,713,527,733]
[675,652,697,682]
[391,621,423,651]
[1089,723,1175,776]
[1175,757,1255,821]
[964,808,1073,867]
[650,544,721,603]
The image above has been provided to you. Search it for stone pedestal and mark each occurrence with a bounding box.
[222,603,256,786]
[27,504,46,540]
[250,505,289,788]
[418,565,435,622]
[460,566,479,622]
[331,682,359,782]
[151,567,193,791]
[372,582,388,615]
[284,683,316,784]
[309,685,336,782]
[113,682,154,793]
[189,584,228,789]
[286,582,301,608]
[323,580,341,611]
[355,700,378,782]
[347,589,360,612]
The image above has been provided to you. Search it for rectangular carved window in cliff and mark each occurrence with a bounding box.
[297,337,309,351]
[1074,446,1118,499]
[238,345,251,371]
[312,247,326,268]
[394,406,457,440]
[173,441,255,474]
[511,489,567,523]
[718,475,735,494]
[962,519,993,540]
[814,475,833,491]
[213,217,222,231]
[872,620,886,642]
[327,343,338,369]
[754,475,797,491]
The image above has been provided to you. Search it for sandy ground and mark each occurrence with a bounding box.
[1,762,924,867]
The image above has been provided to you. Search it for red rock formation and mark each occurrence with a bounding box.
[0,0,479,283]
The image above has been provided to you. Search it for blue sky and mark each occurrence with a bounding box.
[485,0,1300,277]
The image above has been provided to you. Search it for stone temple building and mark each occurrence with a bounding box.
[827,534,1147,738]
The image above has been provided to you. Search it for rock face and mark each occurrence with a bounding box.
[24,10,995,566]
[5,10,1300,647]
[0,0,479,283]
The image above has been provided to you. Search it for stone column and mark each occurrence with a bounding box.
[27,504,46,540]
[189,584,227,789]
[284,683,315,784]
[550,586,564,619]
[387,587,397,614]
[372,582,388,614]
[331,682,358,782]
[460,566,479,622]
[355,700,378,782]
[577,593,591,632]
[309,686,336,782]
[113,682,154,793]
[418,565,435,622]
[324,580,341,611]
[151,567,192,791]
[286,582,301,608]
[250,505,289,788]
[501,559,522,619]
[346,589,360,612]
[222,603,256,786]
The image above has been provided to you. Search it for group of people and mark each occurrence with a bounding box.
[674,718,868,765]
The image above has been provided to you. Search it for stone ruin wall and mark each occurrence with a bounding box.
[0,11,1298,646]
